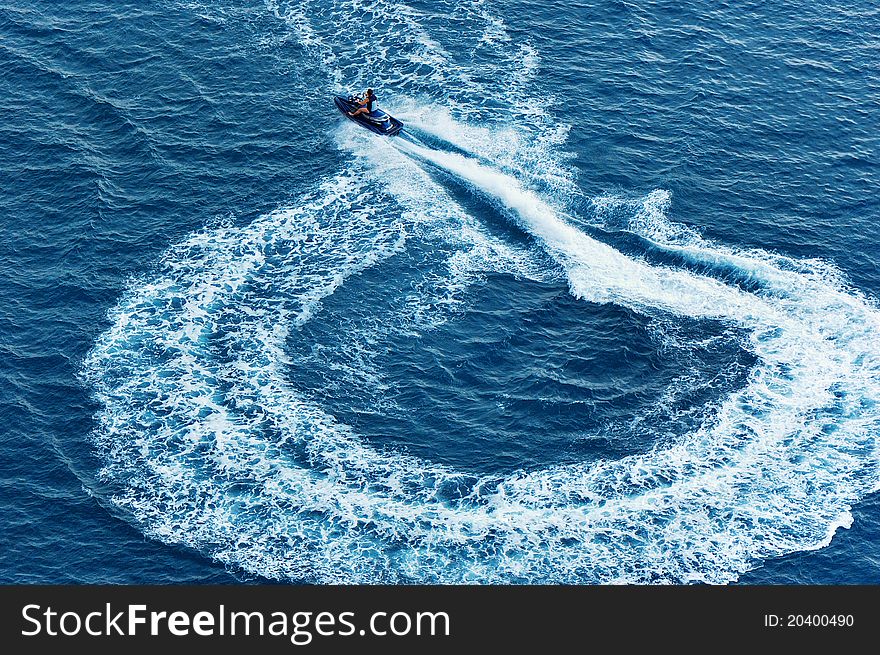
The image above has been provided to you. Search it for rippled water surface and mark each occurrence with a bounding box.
[1,0,878,583]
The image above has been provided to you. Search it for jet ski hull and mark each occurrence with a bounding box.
[334,95,403,136]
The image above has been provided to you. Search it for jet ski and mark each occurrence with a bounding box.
[334,94,403,136]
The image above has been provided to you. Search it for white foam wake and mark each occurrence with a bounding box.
[83,131,880,584]
[82,1,880,584]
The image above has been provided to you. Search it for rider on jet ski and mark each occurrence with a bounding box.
[347,88,377,117]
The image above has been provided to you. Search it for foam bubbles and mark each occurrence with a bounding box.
[83,135,880,583]
[82,0,880,584]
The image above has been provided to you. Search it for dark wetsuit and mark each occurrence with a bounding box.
[364,91,377,112]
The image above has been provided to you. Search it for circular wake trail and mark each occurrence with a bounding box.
[81,0,880,584]
[83,137,880,583]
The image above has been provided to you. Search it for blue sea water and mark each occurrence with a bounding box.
[1,0,878,584]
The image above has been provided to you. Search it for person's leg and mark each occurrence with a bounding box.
[348,106,369,116]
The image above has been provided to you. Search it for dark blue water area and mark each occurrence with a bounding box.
[288,249,753,476]
[1,0,878,584]
[517,0,880,289]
